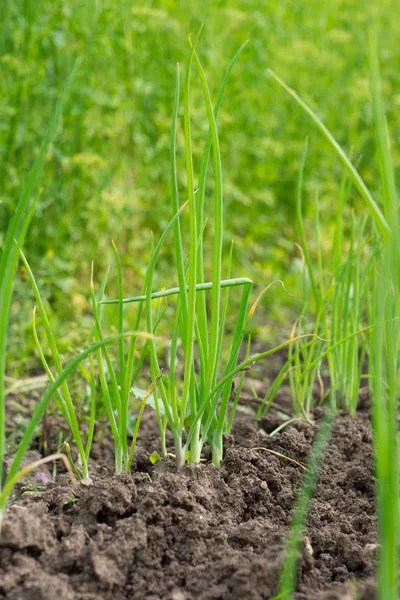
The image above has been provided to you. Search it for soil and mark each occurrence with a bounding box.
[0,388,377,600]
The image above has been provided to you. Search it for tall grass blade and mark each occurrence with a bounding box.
[368,29,399,599]
[0,61,79,490]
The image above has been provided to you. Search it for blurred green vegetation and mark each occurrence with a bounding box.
[1,0,399,375]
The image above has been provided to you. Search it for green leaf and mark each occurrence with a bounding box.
[149,450,162,465]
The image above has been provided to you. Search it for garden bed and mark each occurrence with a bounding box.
[0,388,376,600]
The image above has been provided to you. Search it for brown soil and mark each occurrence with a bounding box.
[0,394,376,600]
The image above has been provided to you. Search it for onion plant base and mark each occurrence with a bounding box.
[0,405,377,599]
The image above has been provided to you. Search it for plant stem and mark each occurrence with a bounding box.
[115,442,123,475]
[179,34,198,436]
[189,421,202,464]
[211,432,223,468]
[174,438,185,470]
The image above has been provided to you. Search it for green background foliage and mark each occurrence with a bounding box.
[1,0,399,372]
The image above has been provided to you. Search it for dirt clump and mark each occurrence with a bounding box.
[0,409,376,599]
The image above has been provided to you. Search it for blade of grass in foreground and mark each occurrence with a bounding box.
[275,411,335,599]
[0,60,80,492]
[369,29,399,600]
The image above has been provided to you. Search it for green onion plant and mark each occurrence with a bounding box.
[102,34,304,468]
[267,30,399,599]
[104,35,258,468]
[258,142,374,422]
[90,251,168,474]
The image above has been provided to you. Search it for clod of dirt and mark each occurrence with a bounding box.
[0,409,376,599]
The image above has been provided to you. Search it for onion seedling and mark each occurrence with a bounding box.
[138,36,285,468]
[0,329,146,532]
[90,256,167,473]
[19,248,92,479]
[21,228,170,479]
[258,138,373,421]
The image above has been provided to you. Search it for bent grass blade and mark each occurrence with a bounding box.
[100,278,253,305]
[266,69,389,240]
